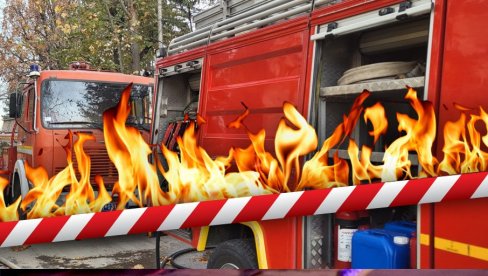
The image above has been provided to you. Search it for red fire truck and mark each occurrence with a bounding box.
[152,0,488,269]
[4,62,154,213]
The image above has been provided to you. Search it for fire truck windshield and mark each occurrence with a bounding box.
[41,79,153,130]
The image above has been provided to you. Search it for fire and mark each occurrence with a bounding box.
[297,91,371,190]
[102,83,163,208]
[161,123,273,203]
[0,174,20,221]
[2,85,488,221]
[21,131,112,218]
[348,87,438,183]
[438,105,488,174]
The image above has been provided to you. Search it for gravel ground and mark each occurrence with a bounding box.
[0,234,211,269]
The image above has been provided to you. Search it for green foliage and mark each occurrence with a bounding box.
[0,0,215,89]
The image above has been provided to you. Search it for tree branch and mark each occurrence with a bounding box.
[118,0,131,17]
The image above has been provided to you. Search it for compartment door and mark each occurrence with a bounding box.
[199,29,310,157]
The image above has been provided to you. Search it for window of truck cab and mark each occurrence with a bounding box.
[40,79,153,130]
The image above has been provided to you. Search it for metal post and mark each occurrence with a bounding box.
[158,0,164,48]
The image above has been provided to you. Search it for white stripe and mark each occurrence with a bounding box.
[419,175,460,204]
[367,180,408,209]
[105,208,147,237]
[17,148,33,155]
[158,202,199,231]
[262,191,304,220]
[210,197,251,226]
[53,213,94,242]
[472,174,488,199]
[314,186,356,215]
[2,218,42,247]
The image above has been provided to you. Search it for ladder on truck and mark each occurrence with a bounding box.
[168,0,340,55]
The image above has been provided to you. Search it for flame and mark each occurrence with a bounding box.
[364,102,388,144]
[161,124,272,203]
[21,131,112,218]
[347,87,438,183]
[3,85,488,221]
[297,91,371,190]
[438,106,488,174]
[102,83,163,208]
[0,177,20,221]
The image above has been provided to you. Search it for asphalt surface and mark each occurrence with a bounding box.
[0,234,211,269]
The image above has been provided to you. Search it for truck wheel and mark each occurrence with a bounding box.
[12,174,26,220]
[207,239,258,269]
[3,182,12,205]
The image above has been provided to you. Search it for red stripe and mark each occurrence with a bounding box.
[180,199,227,228]
[128,205,175,234]
[338,182,384,212]
[442,172,488,201]
[76,210,122,240]
[390,177,435,207]
[285,189,331,218]
[233,194,279,223]
[0,221,18,245]
[24,216,70,245]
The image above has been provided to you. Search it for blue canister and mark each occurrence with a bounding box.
[351,229,410,269]
[384,221,416,237]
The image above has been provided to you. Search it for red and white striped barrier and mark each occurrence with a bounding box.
[1,172,487,248]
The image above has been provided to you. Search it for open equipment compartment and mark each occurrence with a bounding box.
[154,59,203,149]
[316,13,431,166]
[307,0,433,268]
[152,58,204,242]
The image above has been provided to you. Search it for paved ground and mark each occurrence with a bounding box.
[0,234,211,269]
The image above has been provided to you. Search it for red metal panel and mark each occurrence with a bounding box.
[435,0,488,138]
[435,250,488,269]
[420,204,433,269]
[420,0,447,268]
[434,198,488,268]
[199,29,310,157]
[430,0,488,268]
[259,217,298,269]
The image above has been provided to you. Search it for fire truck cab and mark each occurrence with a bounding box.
[4,62,154,214]
[153,0,488,269]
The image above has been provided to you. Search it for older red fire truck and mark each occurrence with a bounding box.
[4,62,154,213]
[153,0,488,269]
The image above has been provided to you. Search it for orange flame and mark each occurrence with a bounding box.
[297,91,371,190]
[2,85,488,221]
[102,83,163,207]
[0,177,20,221]
[364,102,388,144]
[21,131,112,218]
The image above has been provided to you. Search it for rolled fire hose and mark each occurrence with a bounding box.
[337,61,418,85]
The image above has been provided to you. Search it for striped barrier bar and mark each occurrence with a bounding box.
[0,172,487,248]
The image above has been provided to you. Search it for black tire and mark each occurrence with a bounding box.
[12,174,26,220]
[3,177,12,205]
[207,239,258,269]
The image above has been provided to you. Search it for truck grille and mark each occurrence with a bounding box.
[55,147,118,189]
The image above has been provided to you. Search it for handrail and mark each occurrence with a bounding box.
[167,0,341,55]
[170,0,308,49]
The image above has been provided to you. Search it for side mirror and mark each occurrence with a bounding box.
[8,93,23,119]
